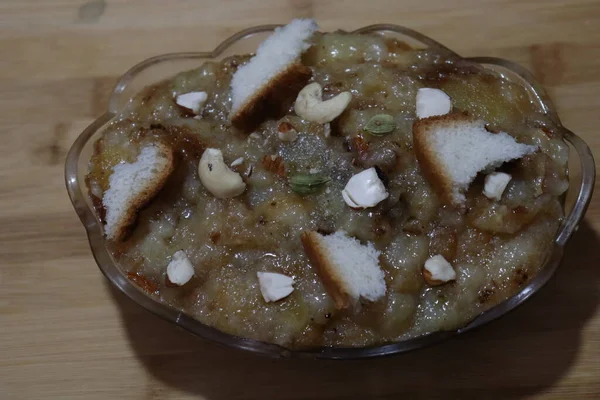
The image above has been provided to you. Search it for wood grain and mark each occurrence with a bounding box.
[1,1,599,399]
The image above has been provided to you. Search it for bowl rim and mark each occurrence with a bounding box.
[65,23,596,359]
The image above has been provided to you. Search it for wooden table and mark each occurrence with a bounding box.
[1,1,599,398]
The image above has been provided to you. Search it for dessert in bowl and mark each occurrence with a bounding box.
[66,20,595,358]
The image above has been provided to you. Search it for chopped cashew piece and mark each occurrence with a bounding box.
[483,172,512,201]
[257,272,295,302]
[175,91,208,115]
[230,157,245,167]
[294,82,352,123]
[245,164,254,177]
[167,250,195,286]
[278,130,298,142]
[277,122,299,142]
[416,88,451,119]
[198,148,246,199]
[341,190,361,208]
[247,132,261,143]
[342,167,389,209]
[423,255,456,286]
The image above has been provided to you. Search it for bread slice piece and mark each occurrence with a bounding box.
[102,143,174,241]
[413,114,537,206]
[229,19,317,132]
[300,230,386,309]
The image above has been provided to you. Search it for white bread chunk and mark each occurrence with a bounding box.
[257,272,295,302]
[413,114,537,206]
[416,88,451,119]
[229,19,318,131]
[483,172,512,201]
[342,167,389,209]
[301,230,386,309]
[423,255,456,286]
[167,250,195,286]
[102,143,174,241]
[175,91,207,114]
[230,19,317,113]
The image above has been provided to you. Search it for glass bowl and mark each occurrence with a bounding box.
[65,24,596,359]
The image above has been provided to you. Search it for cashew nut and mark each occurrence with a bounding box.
[198,148,246,199]
[294,82,352,123]
[175,91,208,114]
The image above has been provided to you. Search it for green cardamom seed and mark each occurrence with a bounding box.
[289,174,330,195]
[364,114,396,136]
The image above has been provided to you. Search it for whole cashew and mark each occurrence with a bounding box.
[198,148,246,199]
[294,82,352,124]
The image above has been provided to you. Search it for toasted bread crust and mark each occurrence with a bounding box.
[300,231,350,309]
[109,143,175,241]
[413,113,471,206]
[231,62,312,132]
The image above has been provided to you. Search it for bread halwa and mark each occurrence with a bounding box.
[86,20,568,348]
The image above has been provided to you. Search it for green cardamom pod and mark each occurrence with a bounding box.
[364,114,396,136]
[289,174,331,195]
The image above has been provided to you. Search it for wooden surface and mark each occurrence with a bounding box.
[1,1,599,398]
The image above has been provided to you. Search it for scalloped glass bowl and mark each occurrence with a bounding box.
[65,24,595,359]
